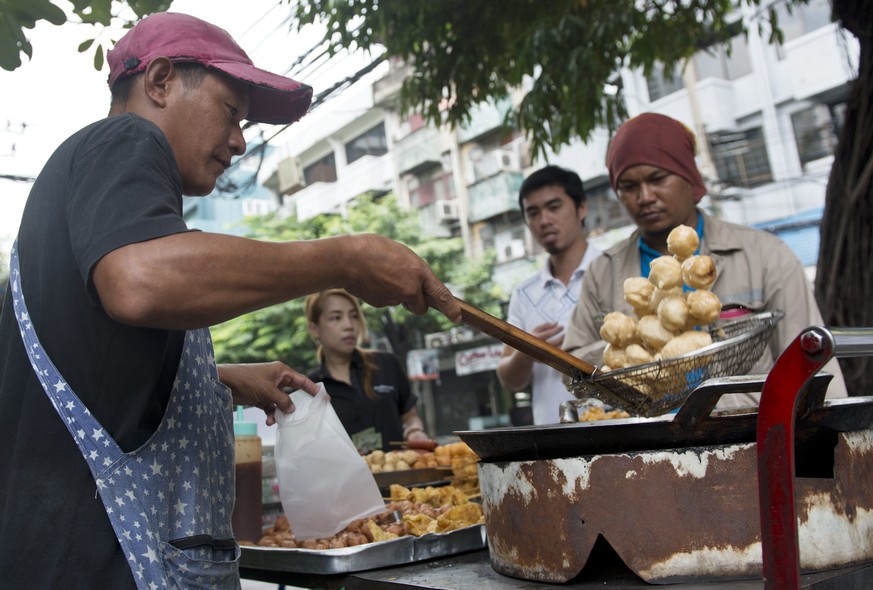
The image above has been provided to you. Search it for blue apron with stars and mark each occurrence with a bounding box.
[9,243,241,590]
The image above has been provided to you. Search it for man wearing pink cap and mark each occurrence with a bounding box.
[0,12,460,589]
[563,112,845,405]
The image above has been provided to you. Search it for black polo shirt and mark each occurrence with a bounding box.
[307,350,417,452]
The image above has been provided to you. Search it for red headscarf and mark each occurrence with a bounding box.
[606,113,707,202]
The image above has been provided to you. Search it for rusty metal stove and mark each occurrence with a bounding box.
[458,327,873,586]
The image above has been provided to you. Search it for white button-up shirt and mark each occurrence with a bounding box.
[505,245,601,424]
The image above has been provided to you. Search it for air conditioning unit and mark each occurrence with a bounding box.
[276,157,305,194]
[497,238,526,263]
[496,147,522,172]
[435,199,459,222]
[425,331,452,349]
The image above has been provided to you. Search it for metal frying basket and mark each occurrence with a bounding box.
[570,310,784,417]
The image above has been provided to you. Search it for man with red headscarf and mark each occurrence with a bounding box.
[563,113,845,404]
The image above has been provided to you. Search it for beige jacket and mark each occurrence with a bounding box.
[564,210,847,402]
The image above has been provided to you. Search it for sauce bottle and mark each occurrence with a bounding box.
[231,406,263,543]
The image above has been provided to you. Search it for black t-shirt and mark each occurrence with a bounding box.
[307,350,418,452]
[0,114,192,589]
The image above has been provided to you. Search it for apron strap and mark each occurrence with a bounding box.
[8,241,124,473]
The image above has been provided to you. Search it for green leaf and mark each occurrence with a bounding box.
[93,44,103,70]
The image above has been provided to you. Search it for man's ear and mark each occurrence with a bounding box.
[142,57,175,108]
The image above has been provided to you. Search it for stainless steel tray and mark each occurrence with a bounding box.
[240,524,487,574]
[372,467,451,490]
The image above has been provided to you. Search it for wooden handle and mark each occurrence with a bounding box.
[456,298,595,379]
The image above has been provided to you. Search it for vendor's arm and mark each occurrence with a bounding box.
[563,270,609,367]
[217,361,319,425]
[760,239,847,397]
[401,407,429,442]
[92,231,461,329]
[496,322,564,391]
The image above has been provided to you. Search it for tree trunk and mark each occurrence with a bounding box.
[815,0,873,395]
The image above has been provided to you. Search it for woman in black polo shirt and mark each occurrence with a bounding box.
[304,289,432,453]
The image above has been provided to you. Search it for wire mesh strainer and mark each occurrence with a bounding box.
[569,310,784,417]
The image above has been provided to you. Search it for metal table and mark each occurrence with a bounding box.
[241,546,873,589]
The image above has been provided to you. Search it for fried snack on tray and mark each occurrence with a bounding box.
[578,405,631,422]
[365,449,439,473]
[256,482,483,549]
[434,503,484,533]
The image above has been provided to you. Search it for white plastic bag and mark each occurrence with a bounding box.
[274,383,385,540]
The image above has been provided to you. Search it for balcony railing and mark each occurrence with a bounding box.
[467,171,524,223]
[394,127,443,175]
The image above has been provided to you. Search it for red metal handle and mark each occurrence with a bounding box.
[756,327,834,590]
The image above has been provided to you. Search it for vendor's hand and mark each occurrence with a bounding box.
[217,361,319,425]
[405,430,437,452]
[407,430,430,443]
[530,321,564,348]
[343,234,461,323]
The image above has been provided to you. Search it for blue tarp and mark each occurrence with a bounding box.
[752,208,823,268]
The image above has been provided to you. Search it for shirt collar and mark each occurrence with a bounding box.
[537,251,591,287]
[312,349,363,381]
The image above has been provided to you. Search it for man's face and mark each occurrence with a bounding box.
[615,165,698,239]
[522,185,587,255]
[162,70,250,196]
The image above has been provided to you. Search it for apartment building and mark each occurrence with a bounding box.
[222,0,858,433]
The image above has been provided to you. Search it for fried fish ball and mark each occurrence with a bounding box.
[638,314,677,351]
[657,296,690,332]
[681,255,717,290]
[623,277,656,316]
[602,343,629,369]
[660,330,713,359]
[648,256,683,290]
[667,225,700,261]
[650,287,684,312]
[625,343,655,366]
[686,289,722,325]
[600,311,640,348]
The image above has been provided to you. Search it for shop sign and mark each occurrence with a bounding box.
[407,348,440,381]
[454,344,503,376]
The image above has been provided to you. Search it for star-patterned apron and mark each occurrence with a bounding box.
[9,242,241,590]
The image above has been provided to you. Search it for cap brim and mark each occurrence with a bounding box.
[212,60,313,125]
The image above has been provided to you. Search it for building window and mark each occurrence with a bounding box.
[693,34,752,81]
[645,63,684,102]
[776,0,833,57]
[345,122,388,164]
[585,182,632,234]
[709,127,773,188]
[791,102,845,167]
[303,152,337,184]
[409,170,456,208]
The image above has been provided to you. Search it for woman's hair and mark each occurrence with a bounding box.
[304,289,379,399]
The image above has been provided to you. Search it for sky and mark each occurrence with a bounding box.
[0,0,337,261]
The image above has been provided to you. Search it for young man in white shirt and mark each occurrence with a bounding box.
[497,165,601,424]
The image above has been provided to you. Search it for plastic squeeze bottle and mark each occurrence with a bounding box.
[232,406,263,543]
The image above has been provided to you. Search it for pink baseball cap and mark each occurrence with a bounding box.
[108,12,312,125]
